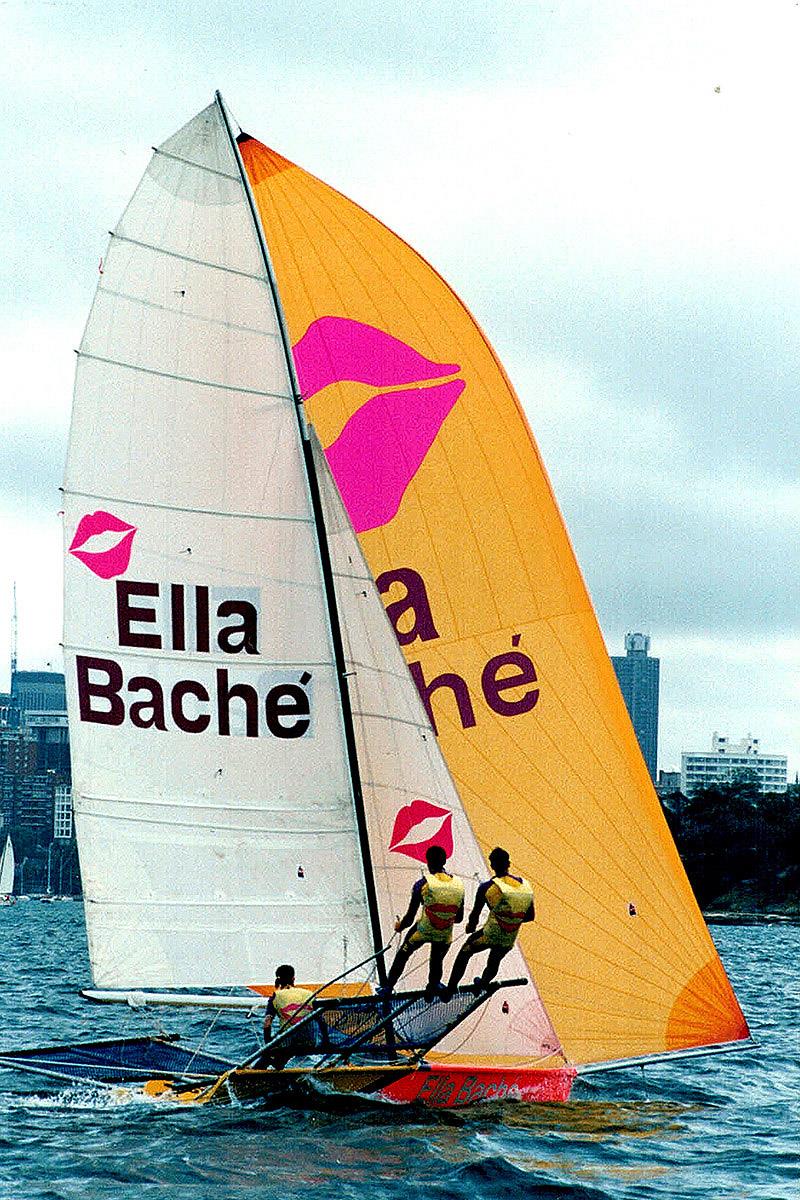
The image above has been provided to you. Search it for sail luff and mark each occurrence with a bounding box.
[215,93,387,984]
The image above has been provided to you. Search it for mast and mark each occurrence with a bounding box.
[215,92,387,986]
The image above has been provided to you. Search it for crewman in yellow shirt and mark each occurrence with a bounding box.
[262,963,316,1068]
[379,844,465,1000]
[444,847,534,997]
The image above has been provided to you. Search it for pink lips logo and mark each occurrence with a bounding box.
[68,510,137,579]
[292,316,465,533]
[388,799,454,862]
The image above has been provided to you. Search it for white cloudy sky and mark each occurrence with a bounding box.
[1,0,798,776]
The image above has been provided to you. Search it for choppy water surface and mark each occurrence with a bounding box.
[0,905,796,1199]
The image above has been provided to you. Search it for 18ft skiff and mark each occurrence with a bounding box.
[0,95,750,1107]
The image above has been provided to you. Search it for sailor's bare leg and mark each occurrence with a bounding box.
[476,946,507,986]
[383,931,422,991]
[444,932,484,995]
[425,942,449,997]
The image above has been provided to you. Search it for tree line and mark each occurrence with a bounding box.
[661,776,800,913]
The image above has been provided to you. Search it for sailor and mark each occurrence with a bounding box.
[380,844,465,1000]
[261,964,316,1069]
[444,847,534,996]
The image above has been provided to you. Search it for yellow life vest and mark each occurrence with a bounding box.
[272,985,314,1026]
[481,874,534,949]
[416,872,465,944]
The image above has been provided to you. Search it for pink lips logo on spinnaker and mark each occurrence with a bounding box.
[388,799,454,862]
[292,316,465,533]
[68,511,137,579]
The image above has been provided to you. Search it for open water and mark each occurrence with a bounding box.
[0,904,796,1200]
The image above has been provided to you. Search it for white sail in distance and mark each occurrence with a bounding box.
[0,837,14,894]
[63,103,375,988]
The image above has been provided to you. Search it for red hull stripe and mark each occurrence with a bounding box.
[380,1064,576,1107]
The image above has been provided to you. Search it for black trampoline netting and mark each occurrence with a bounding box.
[0,1035,234,1084]
[259,982,518,1065]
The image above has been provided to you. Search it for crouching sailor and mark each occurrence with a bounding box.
[444,847,534,996]
[261,963,316,1069]
[380,845,464,1001]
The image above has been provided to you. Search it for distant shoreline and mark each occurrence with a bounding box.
[704,910,800,926]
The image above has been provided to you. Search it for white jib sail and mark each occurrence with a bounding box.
[313,433,562,1061]
[0,837,14,894]
[63,103,374,988]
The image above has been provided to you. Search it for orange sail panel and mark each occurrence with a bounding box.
[240,135,749,1066]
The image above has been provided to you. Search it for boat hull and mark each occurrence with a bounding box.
[218,1061,576,1108]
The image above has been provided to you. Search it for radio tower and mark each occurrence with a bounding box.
[10,582,17,684]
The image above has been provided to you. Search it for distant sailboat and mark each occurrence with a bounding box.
[0,836,14,902]
[0,95,750,1106]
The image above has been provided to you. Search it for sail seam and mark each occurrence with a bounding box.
[77,793,352,813]
[76,351,291,398]
[62,641,334,668]
[75,809,360,834]
[152,146,241,180]
[110,232,267,281]
[87,898,360,913]
[63,489,315,525]
[97,283,284,341]
[350,709,433,732]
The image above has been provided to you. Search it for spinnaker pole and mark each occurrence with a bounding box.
[215,91,388,987]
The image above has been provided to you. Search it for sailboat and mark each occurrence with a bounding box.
[0,95,751,1107]
[0,835,14,902]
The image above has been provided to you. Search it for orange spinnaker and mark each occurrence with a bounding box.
[241,134,748,1065]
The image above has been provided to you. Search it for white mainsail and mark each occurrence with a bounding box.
[313,434,563,1061]
[63,103,375,987]
[0,836,14,894]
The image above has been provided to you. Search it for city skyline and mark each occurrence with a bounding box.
[1,3,798,778]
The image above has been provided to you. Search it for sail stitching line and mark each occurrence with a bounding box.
[63,489,315,525]
[110,232,267,281]
[152,146,241,181]
[63,640,334,669]
[78,793,352,814]
[76,351,293,398]
[522,621,710,972]
[471,629,699,955]
[96,282,283,341]
[75,808,361,836]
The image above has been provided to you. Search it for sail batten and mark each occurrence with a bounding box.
[110,232,268,280]
[153,146,241,180]
[76,352,289,397]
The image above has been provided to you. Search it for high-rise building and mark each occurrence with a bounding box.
[611,633,660,781]
[9,670,66,725]
[54,784,73,841]
[681,733,787,795]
